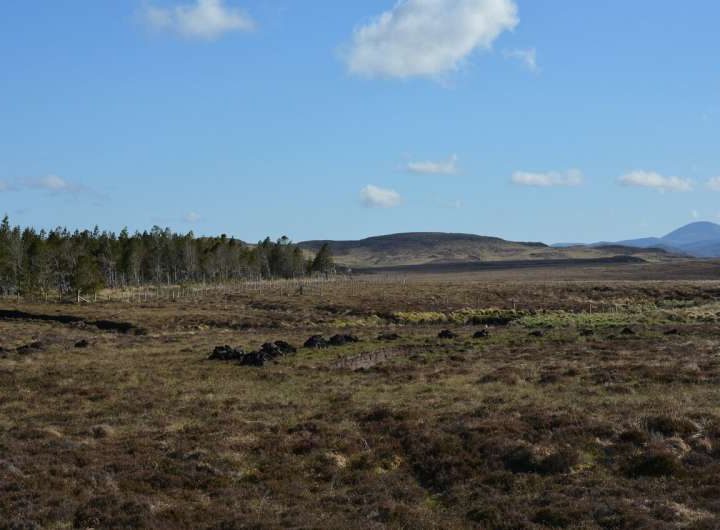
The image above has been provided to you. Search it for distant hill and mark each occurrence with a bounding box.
[679,240,720,258]
[615,237,665,248]
[299,232,676,268]
[663,222,720,246]
[577,222,720,258]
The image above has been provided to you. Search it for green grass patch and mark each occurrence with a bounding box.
[392,308,527,326]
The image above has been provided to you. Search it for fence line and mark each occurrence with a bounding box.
[0,274,412,305]
[0,276,666,315]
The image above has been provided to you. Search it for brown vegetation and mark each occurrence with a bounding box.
[3,269,720,528]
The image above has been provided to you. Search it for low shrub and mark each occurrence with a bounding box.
[626,449,682,478]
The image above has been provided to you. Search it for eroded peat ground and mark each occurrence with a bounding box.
[3,274,720,529]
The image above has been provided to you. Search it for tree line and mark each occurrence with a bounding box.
[0,216,335,296]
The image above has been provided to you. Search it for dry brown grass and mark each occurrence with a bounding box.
[3,269,720,528]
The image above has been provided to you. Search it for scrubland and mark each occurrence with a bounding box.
[3,268,720,529]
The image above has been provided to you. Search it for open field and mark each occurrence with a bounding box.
[353,256,704,276]
[4,264,720,528]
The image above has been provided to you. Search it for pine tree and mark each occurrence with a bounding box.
[0,215,319,295]
[72,255,105,294]
[0,215,12,293]
[311,244,335,275]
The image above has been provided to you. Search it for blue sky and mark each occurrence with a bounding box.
[1,0,719,243]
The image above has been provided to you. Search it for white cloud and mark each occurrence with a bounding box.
[183,211,202,223]
[618,170,692,192]
[691,210,700,220]
[143,0,254,39]
[503,48,538,72]
[0,175,96,196]
[25,175,74,192]
[511,169,583,188]
[706,176,720,191]
[361,185,402,208]
[21,175,83,193]
[406,154,459,175]
[346,0,519,78]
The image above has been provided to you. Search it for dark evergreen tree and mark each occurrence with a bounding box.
[310,243,335,275]
[0,215,328,296]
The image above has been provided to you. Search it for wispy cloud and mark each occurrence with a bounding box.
[0,175,96,197]
[503,48,539,72]
[143,0,255,39]
[406,154,459,175]
[618,170,692,192]
[706,176,720,191]
[345,0,519,79]
[442,199,463,209]
[360,185,402,208]
[511,169,583,188]
[22,175,84,193]
[183,211,202,223]
[702,108,718,123]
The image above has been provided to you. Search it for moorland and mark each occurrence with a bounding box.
[3,261,720,528]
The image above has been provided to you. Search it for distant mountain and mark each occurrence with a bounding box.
[615,237,665,248]
[622,222,720,257]
[663,222,720,246]
[299,232,677,268]
[678,239,720,258]
[563,222,720,258]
